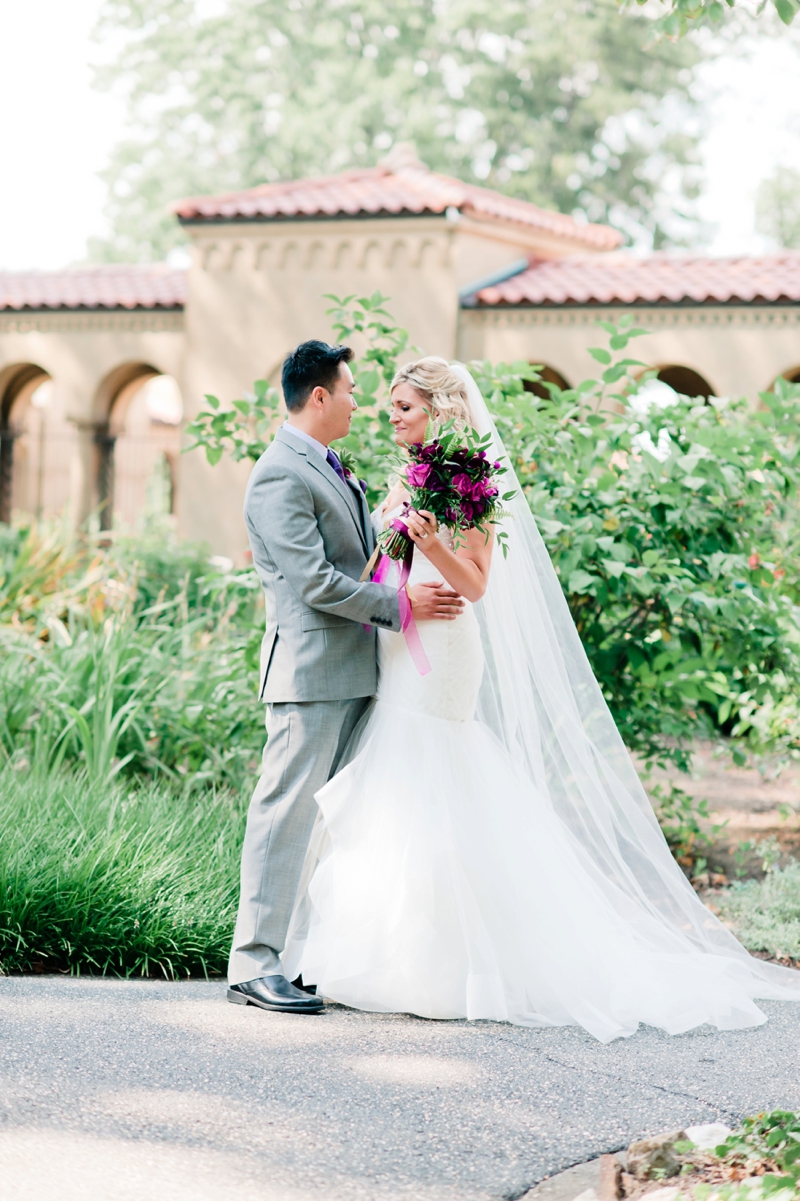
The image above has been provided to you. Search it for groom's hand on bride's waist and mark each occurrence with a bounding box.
[408,581,465,621]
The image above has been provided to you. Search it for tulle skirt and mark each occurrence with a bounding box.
[281,697,790,1044]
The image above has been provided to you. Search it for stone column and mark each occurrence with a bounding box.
[71,420,116,529]
[0,428,18,524]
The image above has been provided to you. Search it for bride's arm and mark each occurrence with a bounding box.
[379,480,410,519]
[405,510,493,603]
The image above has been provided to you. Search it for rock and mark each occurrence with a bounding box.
[627,1131,687,1180]
[598,1154,623,1201]
[572,1189,600,1201]
[684,1123,731,1151]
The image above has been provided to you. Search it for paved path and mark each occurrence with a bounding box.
[1,978,799,1201]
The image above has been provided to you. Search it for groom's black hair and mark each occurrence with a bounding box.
[281,340,354,411]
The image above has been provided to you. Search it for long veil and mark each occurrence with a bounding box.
[450,362,800,996]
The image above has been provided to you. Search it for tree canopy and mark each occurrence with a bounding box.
[756,165,800,249]
[640,0,798,39]
[91,0,703,261]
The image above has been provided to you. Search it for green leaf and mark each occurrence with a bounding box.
[568,569,596,594]
[358,369,380,395]
[589,348,612,365]
[774,0,798,23]
[206,446,224,466]
[602,365,630,384]
[204,394,220,410]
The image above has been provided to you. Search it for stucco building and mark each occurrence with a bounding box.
[2,148,799,558]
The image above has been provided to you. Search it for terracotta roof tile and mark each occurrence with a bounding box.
[470,252,800,307]
[0,265,187,311]
[172,165,621,252]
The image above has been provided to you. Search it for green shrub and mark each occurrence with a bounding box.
[187,295,800,774]
[472,328,800,770]
[715,861,800,962]
[0,521,265,791]
[0,765,243,977]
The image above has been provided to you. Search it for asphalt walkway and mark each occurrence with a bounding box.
[1,977,799,1201]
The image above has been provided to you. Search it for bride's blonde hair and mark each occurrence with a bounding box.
[390,357,474,434]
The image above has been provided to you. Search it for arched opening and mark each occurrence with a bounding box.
[653,365,715,400]
[524,364,571,400]
[0,363,51,523]
[95,364,183,529]
[779,366,800,386]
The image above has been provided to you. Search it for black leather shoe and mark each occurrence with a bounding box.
[291,974,317,996]
[227,974,324,1014]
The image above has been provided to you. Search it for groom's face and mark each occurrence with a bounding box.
[319,362,357,443]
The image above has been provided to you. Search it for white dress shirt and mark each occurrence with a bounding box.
[282,421,328,460]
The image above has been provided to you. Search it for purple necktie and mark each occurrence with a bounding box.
[326,448,347,483]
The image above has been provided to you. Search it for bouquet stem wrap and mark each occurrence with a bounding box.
[370,511,431,676]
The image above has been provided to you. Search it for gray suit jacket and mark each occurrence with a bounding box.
[244,427,401,702]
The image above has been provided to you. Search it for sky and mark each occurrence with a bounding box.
[1,0,799,271]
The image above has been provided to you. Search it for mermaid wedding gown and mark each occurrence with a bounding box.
[281,515,800,1043]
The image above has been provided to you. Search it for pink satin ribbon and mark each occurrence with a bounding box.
[368,544,431,676]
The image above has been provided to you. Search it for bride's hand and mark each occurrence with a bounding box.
[405,509,438,553]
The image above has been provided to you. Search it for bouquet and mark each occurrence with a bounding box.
[377,425,514,564]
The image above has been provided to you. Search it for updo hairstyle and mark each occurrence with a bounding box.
[390,356,475,434]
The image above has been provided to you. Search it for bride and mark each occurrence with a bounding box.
[282,356,800,1043]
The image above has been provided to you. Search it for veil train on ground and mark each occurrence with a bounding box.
[449,362,800,1000]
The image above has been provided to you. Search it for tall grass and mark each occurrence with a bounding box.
[0,520,265,792]
[0,764,243,977]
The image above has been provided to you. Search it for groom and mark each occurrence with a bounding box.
[227,340,464,1013]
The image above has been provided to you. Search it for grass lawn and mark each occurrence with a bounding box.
[0,765,243,977]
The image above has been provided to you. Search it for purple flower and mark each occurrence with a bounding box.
[470,477,499,501]
[406,462,432,487]
[460,499,476,522]
[451,472,474,496]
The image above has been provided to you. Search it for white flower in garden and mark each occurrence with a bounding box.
[628,378,680,415]
[631,427,673,462]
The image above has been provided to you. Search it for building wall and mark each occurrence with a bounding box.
[0,310,184,524]
[458,305,800,398]
[4,236,800,557]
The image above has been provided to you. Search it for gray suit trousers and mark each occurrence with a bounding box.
[227,696,370,986]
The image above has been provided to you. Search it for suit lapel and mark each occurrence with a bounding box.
[276,428,369,554]
[352,479,375,552]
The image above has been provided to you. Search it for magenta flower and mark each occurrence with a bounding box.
[451,472,474,496]
[406,462,432,487]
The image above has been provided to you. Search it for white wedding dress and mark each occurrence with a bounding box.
[282,366,800,1043]
[281,519,798,1042]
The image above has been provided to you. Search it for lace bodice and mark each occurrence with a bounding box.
[372,502,483,721]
